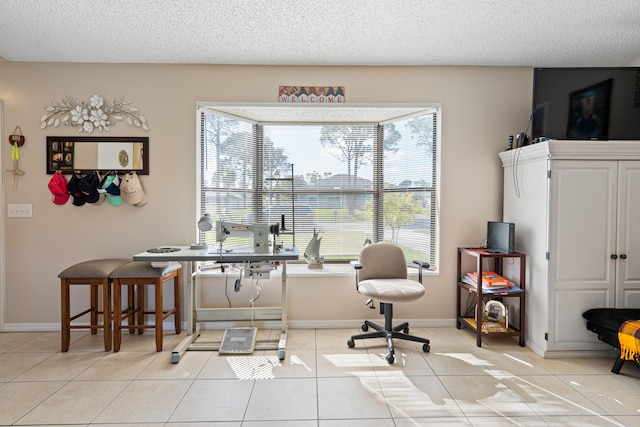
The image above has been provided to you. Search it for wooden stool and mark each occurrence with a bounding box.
[111,261,182,352]
[59,259,130,352]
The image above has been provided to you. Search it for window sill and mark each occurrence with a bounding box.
[196,263,354,277]
[285,264,355,276]
[196,263,436,278]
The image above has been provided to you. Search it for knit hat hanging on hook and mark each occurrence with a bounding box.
[6,126,25,176]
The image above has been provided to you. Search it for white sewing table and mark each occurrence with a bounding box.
[133,245,299,363]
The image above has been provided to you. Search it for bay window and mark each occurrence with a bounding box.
[198,105,438,269]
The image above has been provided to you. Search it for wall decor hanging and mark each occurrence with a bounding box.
[6,126,26,177]
[278,86,345,103]
[40,94,149,133]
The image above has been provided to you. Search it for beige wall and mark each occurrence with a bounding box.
[0,62,532,330]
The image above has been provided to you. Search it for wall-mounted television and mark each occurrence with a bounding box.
[532,67,640,141]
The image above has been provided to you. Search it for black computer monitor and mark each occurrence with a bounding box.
[486,221,515,253]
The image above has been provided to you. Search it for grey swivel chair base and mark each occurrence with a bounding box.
[348,302,430,363]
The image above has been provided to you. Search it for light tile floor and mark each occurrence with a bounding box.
[0,326,639,426]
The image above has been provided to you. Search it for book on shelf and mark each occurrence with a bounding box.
[470,271,510,287]
[462,276,509,291]
[463,272,512,289]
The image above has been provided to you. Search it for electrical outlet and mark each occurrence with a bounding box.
[8,204,32,218]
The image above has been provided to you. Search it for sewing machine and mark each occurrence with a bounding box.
[215,220,275,254]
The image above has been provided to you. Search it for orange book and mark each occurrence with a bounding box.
[471,271,510,287]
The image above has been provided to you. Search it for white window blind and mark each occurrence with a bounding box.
[199,112,255,248]
[262,124,375,258]
[198,107,438,267]
[381,113,437,265]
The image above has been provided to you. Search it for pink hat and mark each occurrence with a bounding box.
[48,171,70,205]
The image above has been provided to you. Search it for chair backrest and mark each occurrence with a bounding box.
[358,242,407,281]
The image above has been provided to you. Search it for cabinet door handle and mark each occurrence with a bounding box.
[620,254,628,260]
[611,254,618,259]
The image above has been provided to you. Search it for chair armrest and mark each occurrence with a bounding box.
[411,259,429,284]
[412,260,429,269]
[350,260,362,292]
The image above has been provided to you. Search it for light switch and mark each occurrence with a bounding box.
[8,204,32,218]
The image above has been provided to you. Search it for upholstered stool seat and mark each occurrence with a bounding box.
[59,258,130,352]
[111,261,182,352]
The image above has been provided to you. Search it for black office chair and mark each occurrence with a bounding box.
[347,242,430,363]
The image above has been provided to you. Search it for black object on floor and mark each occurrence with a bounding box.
[583,308,640,374]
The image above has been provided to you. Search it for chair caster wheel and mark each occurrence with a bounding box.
[361,324,369,332]
[422,343,430,352]
[385,353,395,363]
[347,339,355,348]
[403,327,409,334]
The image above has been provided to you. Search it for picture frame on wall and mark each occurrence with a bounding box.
[49,140,75,172]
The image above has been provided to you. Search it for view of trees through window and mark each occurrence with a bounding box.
[199,108,437,267]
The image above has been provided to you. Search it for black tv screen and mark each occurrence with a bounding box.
[532,68,640,141]
[486,221,514,254]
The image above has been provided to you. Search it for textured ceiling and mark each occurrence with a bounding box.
[1,0,640,67]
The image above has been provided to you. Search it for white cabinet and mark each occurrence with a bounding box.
[499,141,640,357]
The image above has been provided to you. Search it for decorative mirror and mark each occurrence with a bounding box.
[46,136,149,175]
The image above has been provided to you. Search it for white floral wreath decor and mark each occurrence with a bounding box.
[41,94,149,133]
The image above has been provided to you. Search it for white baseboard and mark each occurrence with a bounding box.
[3,323,60,332]
[287,318,456,329]
[525,338,618,359]
[3,318,457,333]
